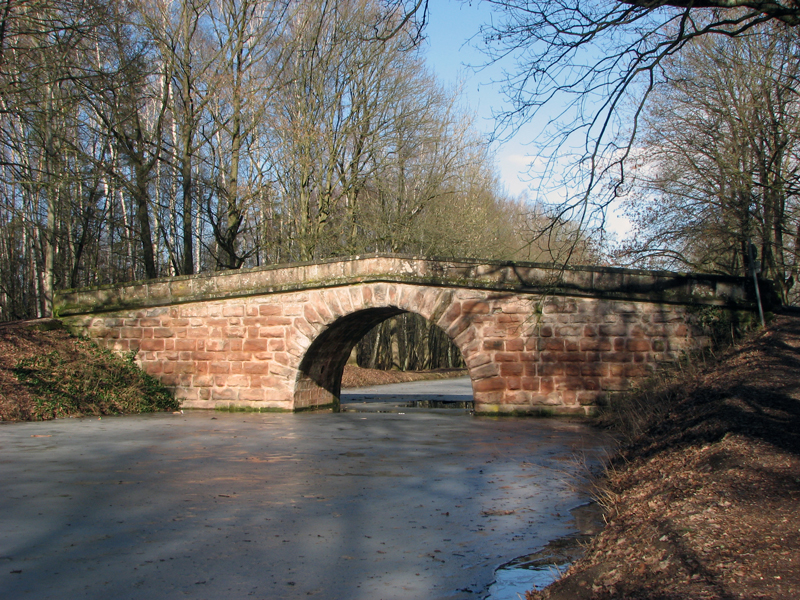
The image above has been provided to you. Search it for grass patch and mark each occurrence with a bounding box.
[14,340,179,420]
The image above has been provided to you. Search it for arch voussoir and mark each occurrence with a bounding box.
[336,287,355,314]
[321,289,346,319]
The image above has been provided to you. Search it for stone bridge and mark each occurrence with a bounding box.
[55,255,762,415]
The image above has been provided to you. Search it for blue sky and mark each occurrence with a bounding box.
[423,0,541,198]
[422,1,633,238]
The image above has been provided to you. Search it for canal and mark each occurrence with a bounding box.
[0,378,610,599]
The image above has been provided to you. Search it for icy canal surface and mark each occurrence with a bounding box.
[1,384,609,600]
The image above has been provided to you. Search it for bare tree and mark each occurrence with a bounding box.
[0,0,110,316]
[202,0,291,270]
[618,25,800,302]
[139,0,217,275]
[267,0,435,261]
[79,2,174,281]
[478,0,800,240]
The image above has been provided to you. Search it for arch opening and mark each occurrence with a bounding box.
[294,307,467,411]
[355,312,466,372]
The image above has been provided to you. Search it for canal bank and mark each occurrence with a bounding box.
[0,406,610,599]
[526,314,800,600]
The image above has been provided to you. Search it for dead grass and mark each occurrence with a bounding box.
[593,349,720,446]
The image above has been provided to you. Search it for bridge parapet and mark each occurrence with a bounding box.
[56,254,760,316]
[55,255,765,415]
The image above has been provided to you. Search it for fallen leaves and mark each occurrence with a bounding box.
[526,314,800,600]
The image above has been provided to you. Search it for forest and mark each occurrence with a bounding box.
[0,0,597,324]
[2,0,798,369]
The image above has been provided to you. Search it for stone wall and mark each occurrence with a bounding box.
[62,279,715,415]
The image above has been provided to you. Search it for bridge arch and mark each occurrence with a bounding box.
[289,283,483,410]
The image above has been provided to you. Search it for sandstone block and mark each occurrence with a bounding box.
[483,340,503,351]
[599,324,628,337]
[223,305,244,317]
[556,351,585,362]
[193,375,214,387]
[239,389,266,402]
[601,376,629,391]
[465,352,492,369]
[580,338,611,352]
[565,363,582,376]
[498,314,524,324]
[505,338,524,352]
[270,363,294,379]
[187,327,211,338]
[268,339,286,352]
[229,361,244,374]
[439,302,462,328]
[224,326,247,338]
[581,363,607,377]
[212,388,237,401]
[601,351,632,363]
[462,300,489,315]
[140,339,165,352]
[454,326,477,347]
[258,303,282,316]
[471,362,499,379]
[258,327,285,338]
[144,362,163,375]
[578,391,603,405]
[303,304,323,324]
[473,377,505,392]
[506,377,521,390]
[160,374,180,387]
[500,363,523,377]
[445,317,470,339]
[226,374,250,387]
[626,339,651,352]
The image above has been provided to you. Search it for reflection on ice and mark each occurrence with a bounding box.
[485,503,606,599]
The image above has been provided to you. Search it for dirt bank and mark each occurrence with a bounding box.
[0,319,178,420]
[341,365,467,388]
[528,313,800,600]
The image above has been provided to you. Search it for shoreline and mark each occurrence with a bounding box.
[526,313,800,599]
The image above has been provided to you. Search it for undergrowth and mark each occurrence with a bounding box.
[593,351,713,446]
[14,340,179,420]
[593,311,762,445]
